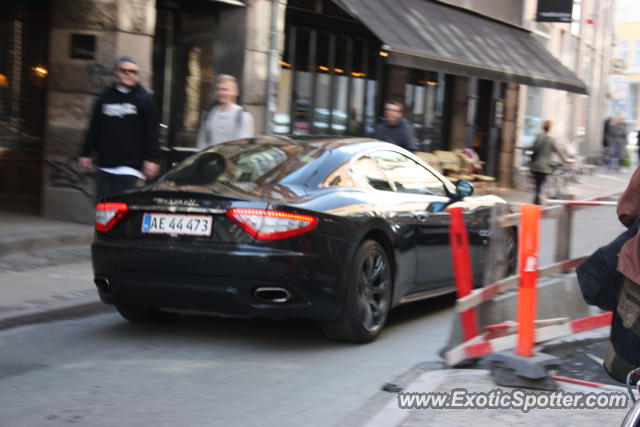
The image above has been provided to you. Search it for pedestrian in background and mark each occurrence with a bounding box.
[528,120,572,205]
[78,55,160,201]
[374,99,417,151]
[603,116,612,165]
[196,74,254,149]
[606,118,626,171]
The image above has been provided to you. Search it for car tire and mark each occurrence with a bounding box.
[116,303,178,323]
[320,240,392,343]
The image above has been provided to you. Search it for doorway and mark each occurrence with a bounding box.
[0,1,49,212]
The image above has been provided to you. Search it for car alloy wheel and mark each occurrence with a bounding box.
[320,240,392,343]
[357,247,391,333]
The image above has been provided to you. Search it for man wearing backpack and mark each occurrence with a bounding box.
[195,74,254,149]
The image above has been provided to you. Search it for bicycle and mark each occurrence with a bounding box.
[544,161,566,199]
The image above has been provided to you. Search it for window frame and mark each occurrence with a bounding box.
[321,146,456,196]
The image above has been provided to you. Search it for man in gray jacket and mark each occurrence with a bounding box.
[529,120,572,205]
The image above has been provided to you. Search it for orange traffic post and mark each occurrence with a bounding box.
[516,204,541,357]
[448,206,479,341]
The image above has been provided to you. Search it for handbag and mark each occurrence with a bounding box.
[576,215,640,311]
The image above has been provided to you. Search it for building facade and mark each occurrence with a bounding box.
[1,0,600,222]
[516,0,614,169]
[612,0,640,131]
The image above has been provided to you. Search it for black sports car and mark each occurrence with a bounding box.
[92,136,515,342]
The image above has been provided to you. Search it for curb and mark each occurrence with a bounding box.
[0,296,111,331]
[0,231,94,257]
[336,361,446,427]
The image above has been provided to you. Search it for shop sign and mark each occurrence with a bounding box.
[536,0,573,23]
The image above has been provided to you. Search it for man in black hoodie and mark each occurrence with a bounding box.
[78,55,160,201]
[374,99,416,151]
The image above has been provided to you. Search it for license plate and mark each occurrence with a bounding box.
[142,213,212,236]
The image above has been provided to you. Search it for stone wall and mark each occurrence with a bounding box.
[242,0,287,134]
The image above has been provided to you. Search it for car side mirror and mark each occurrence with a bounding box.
[427,202,447,213]
[455,179,474,199]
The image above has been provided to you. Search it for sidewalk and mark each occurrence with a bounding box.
[0,211,101,329]
[351,365,630,427]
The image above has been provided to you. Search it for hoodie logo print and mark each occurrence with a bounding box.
[103,103,137,118]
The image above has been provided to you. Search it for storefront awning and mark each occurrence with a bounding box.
[334,0,588,94]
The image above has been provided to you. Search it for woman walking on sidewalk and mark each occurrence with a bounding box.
[529,120,572,205]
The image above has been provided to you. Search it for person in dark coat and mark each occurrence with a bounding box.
[603,166,640,382]
[78,55,160,201]
[606,119,626,171]
[374,100,417,151]
[528,120,572,205]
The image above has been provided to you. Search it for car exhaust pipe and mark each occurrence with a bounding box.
[94,276,111,292]
[254,287,291,303]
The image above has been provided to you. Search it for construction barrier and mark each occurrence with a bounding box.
[552,375,625,391]
[448,206,478,341]
[445,312,613,366]
[516,204,541,357]
[546,199,618,206]
[454,257,585,313]
[444,195,619,367]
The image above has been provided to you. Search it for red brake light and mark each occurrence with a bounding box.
[226,208,318,241]
[95,202,129,232]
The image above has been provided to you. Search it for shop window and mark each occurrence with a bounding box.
[153,9,216,148]
[276,23,380,137]
[349,38,366,135]
[405,70,443,151]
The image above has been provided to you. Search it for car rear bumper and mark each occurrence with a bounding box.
[92,240,352,320]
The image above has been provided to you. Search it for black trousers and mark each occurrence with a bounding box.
[532,171,547,205]
[95,170,143,202]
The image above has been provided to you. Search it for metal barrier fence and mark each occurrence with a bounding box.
[445,195,621,367]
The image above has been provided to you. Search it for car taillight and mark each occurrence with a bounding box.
[95,202,129,232]
[226,208,318,241]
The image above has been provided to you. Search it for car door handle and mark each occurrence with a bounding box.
[413,211,428,222]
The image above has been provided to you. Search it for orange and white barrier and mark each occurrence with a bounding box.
[455,257,586,313]
[445,311,613,366]
[516,204,541,356]
[546,199,618,207]
[448,207,479,341]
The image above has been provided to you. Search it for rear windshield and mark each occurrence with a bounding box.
[162,139,325,190]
